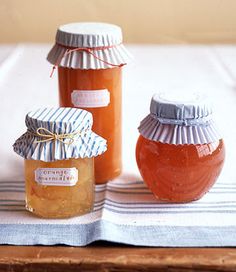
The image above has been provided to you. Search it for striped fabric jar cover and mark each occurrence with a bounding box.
[13,107,107,162]
[138,92,222,145]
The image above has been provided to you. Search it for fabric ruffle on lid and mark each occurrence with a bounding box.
[13,108,107,162]
[138,92,222,145]
[47,22,132,69]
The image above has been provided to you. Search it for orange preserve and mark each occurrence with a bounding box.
[47,22,131,184]
[136,93,225,203]
[58,67,121,183]
[13,107,107,218]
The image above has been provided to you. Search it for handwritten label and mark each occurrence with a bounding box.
[35,168,78,186]
[71,89,110,108]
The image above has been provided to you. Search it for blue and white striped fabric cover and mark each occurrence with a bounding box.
[0,179,236,246]
[13,107,107,161]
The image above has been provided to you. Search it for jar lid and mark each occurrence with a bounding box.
[47,22,132,69]
[13,107,107,161]
[56,22,122,48]
[150,92,213,124]
[138,92,222,145]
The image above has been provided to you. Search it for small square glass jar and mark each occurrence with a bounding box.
[13,107,107,218]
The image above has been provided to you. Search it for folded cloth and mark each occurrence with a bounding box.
[0,178,236,247]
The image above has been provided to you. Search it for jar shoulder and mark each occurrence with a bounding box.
[136,135,225,160]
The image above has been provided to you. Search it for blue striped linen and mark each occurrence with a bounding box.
[0,179,236,246]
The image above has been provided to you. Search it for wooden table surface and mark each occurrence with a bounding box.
[0,245,236,272]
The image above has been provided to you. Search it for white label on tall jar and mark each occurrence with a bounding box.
[71,89,110,108]
[35,168,78,186]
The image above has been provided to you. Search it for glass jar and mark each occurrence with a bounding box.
[24,158,94,218]
[13,107,107,218]
[136,93,225,203]
[47,22,132,184]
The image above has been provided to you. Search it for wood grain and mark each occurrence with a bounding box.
[0,246,236,272]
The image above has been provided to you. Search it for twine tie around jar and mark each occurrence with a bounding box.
[50,43,126,77]
[29,127,86,145]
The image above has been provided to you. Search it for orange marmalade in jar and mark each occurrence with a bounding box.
[13,108,107,218]
[136,93,225,203]
[47,23,132,184]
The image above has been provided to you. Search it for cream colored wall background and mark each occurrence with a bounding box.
[0,0,236,43]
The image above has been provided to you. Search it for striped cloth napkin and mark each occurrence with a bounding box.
[0,179,236,246]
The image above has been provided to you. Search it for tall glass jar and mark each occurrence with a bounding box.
[136,93,225,203]
[13,107,107,218]
[47,22,131,184]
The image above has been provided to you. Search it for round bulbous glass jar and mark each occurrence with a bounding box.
[136,93,225,203]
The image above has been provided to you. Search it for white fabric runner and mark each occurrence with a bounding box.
[0,179,236,246]
[0,44,235,246]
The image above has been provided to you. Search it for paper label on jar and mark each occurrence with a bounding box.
[35,168,78,186]
[71,89,110,108]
